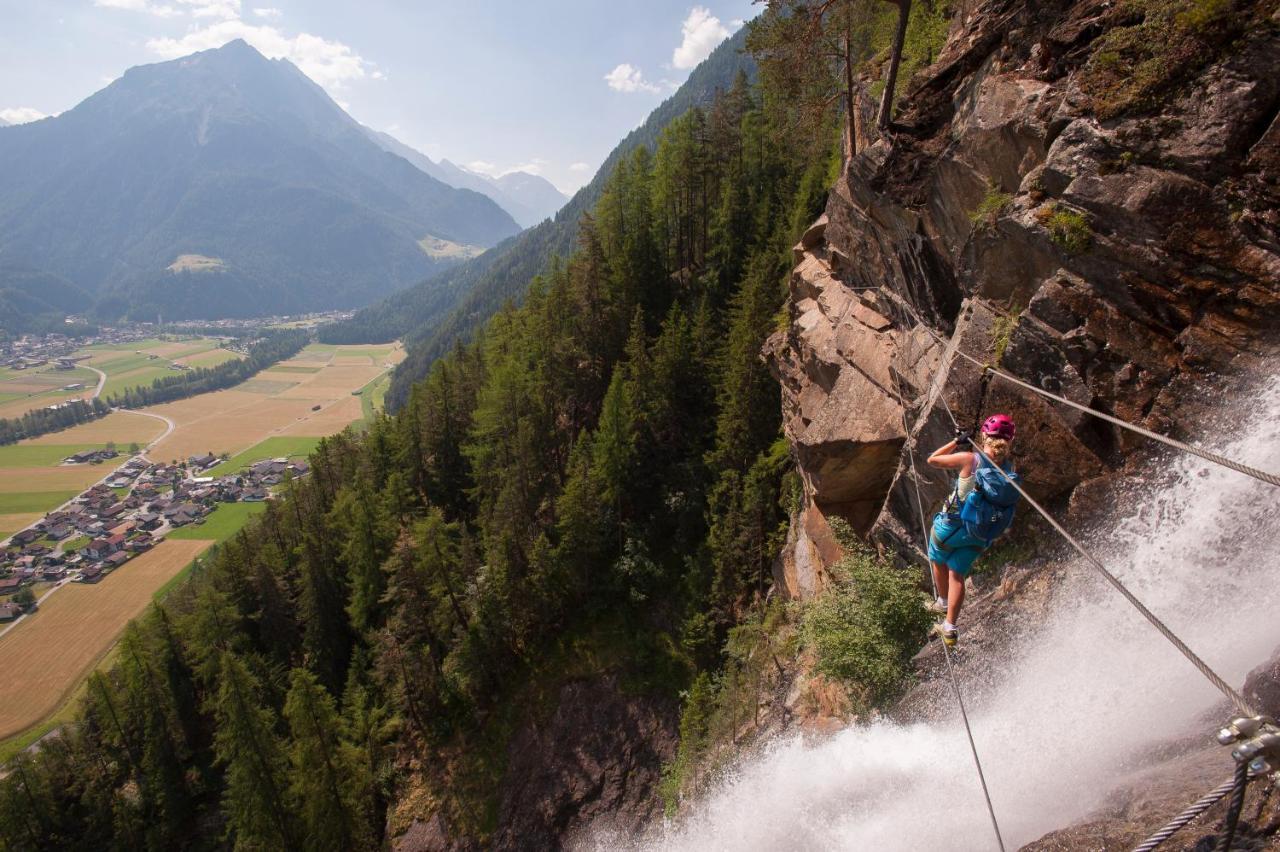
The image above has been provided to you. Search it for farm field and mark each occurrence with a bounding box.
[168,501,268,544]
[75,336,241,401]
[0,364,100,420]
[0,336,241,422]
[206,435,321,476]
[0,539,212,740]
[0,413,165,537]
[144,341,402,460]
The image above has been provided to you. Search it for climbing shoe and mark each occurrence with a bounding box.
[933,621,958,647]
[927,596,948,615]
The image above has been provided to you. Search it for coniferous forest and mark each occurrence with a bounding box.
[0,6,940,843]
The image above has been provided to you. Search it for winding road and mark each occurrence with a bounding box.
[86,366,106,400]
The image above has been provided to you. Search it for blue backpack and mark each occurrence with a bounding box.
[956,456,1022,545]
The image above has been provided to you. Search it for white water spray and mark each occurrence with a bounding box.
[635,376,1280,851]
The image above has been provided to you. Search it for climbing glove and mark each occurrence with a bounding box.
[953,429,972,448]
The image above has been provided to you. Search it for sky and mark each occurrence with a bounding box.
[0,0,758,194]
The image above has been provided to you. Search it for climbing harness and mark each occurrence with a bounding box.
[891,366,1008,852]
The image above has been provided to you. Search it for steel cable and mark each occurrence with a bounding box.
[1131,776,1239,852]
[924,381,1256,718]
[887,295,1280,489]
[891,364,1007,852]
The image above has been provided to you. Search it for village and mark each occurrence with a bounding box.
[0,450,309,622]
[0,325,155,372]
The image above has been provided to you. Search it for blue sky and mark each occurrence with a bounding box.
[0,0,757,193]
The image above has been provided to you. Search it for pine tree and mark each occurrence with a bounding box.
[212,652,296,850]
[283,668,374,851]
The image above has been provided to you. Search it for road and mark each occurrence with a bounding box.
[85,366,106,400]
[117,408,175,460]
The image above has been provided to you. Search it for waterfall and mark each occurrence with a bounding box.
[631,376,1280,851]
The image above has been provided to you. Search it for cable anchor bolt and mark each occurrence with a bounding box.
[1218,715,1280,777]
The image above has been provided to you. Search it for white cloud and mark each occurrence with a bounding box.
[569,162,590,173]
[466,158,549,178]
[179,0,241,19]
[147,20,371,90]
[252,6,282,19]
[605,63,659,94]
[0,107,49,125]
[672,6,731,70]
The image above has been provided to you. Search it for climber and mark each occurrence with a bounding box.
[924,414,1022,647]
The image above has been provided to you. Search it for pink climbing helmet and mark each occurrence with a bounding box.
[981,414,1016,440]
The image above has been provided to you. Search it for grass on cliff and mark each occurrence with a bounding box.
[1079,0,1271,119]
[969,182,1013,233]
[1038,204,1093,254]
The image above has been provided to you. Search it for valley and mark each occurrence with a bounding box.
[0,338,403,750]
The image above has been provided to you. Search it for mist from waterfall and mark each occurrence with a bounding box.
[628,375,1280,851]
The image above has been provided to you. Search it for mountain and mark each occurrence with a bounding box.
[0,118,9,127]
[324,25,757,407]
[363,128,567,227]
[0,40,520,322]
[0,264,92,335]
[488,170,568,225]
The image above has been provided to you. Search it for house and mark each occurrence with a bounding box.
[0,577,21,594]
[169,512,194,527]
[100,503,126,520]
[0,603,21,622]
[42,565,67,581]
[250,459,289,478]
[136,513,162,531]
[106,552,129,569]
[45,524,72,541]
[106,533,126,550]
[11,529,40,546]
[79,564,103,583]
[126,536,153,553]
[242,487,269,502]
[86,538,115,559]
[108,521,136,538]
[262,474,283,486]
[190,453,217,469]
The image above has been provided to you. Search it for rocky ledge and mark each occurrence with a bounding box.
[765,0,1280,595]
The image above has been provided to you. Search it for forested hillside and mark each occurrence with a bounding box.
[321,25,759,410]
[0,44,839,846]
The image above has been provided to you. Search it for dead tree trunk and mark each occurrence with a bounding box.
[877,0,912,129]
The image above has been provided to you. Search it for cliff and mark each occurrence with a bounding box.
[761,0,1280,846]
[766,0,1280,596]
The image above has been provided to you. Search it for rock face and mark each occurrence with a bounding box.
[496,677,677,850]
[765,0,1280,595]
[392,676,677,852]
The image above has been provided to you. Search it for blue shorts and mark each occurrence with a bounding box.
[927,512,985,578]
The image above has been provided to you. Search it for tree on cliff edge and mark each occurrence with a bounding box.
[878,0,912,128]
